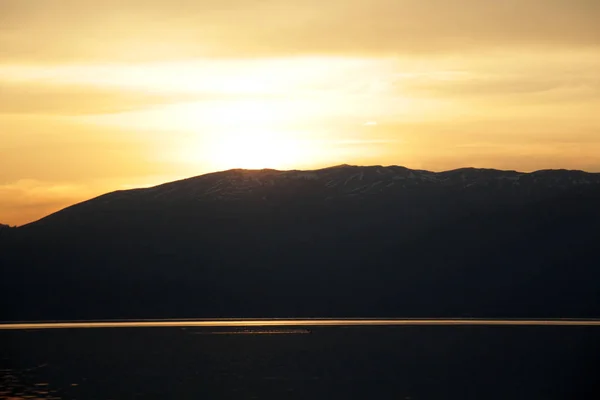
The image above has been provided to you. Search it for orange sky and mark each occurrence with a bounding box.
[1,0,600,226]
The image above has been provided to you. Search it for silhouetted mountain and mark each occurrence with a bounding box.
[0,223,13,238]
[2,165,600,321]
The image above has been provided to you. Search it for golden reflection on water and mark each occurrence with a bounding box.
[188,329,311,335]
[1,319,600,330]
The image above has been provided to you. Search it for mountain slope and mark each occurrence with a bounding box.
[2,165,600,321]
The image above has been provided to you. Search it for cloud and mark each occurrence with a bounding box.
[0,81,290,116]
[1,0,599,61]
[0,82,195,115]
[399,73,600,100]
[0,58,391,115]
[2,50,598,119]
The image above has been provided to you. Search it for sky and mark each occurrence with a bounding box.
[1,0,600,225]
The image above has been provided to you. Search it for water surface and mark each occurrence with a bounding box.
[1,321,598,399]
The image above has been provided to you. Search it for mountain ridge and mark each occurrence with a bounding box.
[18,164,600,229]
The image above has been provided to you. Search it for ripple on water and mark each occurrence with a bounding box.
[0,368,63,400]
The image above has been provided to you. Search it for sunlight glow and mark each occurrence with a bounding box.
[203,130,312,170]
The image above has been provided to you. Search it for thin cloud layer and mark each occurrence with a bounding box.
[1,0,599,61]
[0,83,196,115]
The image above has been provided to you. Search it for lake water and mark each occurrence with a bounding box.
[1,321,599,399]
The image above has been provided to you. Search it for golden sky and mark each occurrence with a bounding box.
[1,0,600,225]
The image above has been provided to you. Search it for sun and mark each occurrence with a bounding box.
[206,130,308,170]
[132,99,323,171]
[198,100,313,170]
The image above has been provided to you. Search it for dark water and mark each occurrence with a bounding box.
[1,325,599,399]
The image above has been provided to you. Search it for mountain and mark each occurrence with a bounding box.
[0,223,12,238]
[2,165,600,321]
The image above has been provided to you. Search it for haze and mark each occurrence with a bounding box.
[1,0,600,225]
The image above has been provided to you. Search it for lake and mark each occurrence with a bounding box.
[1,320,599,399]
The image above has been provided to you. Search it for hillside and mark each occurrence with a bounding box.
[2,165,600,321]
